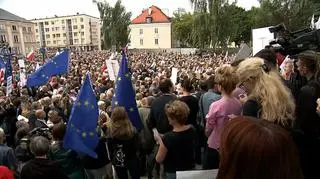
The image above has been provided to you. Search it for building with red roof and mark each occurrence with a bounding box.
[129,6,172,49]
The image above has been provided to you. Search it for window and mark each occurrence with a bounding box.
[74,32,77,36]
[74,39,79,43]
[53,40,56,44]
[0,35,6,42]
[80,18,83,22]
[53,34,56,38]
[22,27,26,32]
[56,34,60,38]
[62,26,65,30]
[63,33,66,37]
[61,20,65,24]
[72,18,77,23]
[36,35,39,39]
[45,28,49,32]
[63,40,66,44]
[35,29,38,33]
[81,38,85,43]
[146,17,152,23]
[28,27,31,32]
[81,32,84,36]
[55,27,59,31]
[81,25,84,29]
[57,40,61,44]
[155,39,159,45]
[46,34,50,38]
[47,41,51,44]
[52,27,55,31]
[13,35,19,43]
[51,21,54,25]
[35,23,38,26]
[155,28,158,34]
[0,24,5,30]
[12,25,17,31]
[73,25,78,29]
[45,21,49,25]
[140,39,143,45]
[139,29,143,35]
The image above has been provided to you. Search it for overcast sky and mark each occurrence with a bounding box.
[0,0,260,20]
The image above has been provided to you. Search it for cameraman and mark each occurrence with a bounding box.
[294,50,320,179]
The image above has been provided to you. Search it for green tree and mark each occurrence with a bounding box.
[93,0,131,49]
[172,13,194,47]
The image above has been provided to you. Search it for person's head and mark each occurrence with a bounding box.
[159,78,173,94]
[0,128,5,144]
[29,136,50,157]
[283,60,294,74]
[52,122,66,141]
[217,117,302,179]
[35,109,46,120]
[296,50,320,79]
[254,49,278,71]
[215,65,238,95]
[206,75,217,91]
[236,57,295,126]
[165,100,190,126]
[180,78,193,93]
[110,107,135,138]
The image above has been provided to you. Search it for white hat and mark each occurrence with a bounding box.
[98,101,105,106]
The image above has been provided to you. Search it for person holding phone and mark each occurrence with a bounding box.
[154,100,197,179]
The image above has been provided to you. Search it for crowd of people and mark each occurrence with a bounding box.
[0,47,320,179]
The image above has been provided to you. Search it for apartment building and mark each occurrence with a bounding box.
[32,13,101,51]
[0,8,37,55]
[129,5,172,49]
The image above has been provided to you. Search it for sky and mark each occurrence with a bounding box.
[0,0,260,20]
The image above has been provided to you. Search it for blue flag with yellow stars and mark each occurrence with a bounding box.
[63,73,99,158]
[112,54,143,130]
[4,56,12,80]
[0,56,5,69]
[26,49,69,87]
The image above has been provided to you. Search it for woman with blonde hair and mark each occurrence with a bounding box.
[107,107,139,179]
[236,57,295,129]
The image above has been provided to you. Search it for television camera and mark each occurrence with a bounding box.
[268,14,320,57]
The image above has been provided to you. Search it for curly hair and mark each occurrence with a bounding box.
[236,57,295,127]
[215,65,238,94]
[165,100,190,125]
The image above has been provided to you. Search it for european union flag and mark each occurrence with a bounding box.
[26,49,69,87]
[4,56,12,80]
[0,57,5,69]
[112,54,142,130]
[64,73,99,158]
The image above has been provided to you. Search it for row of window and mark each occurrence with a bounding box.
[43,32,84,39]
[46,38,85,45]
[41,18,84,26]
[41,25,84,33]
[139,28,158,35]
[0,25,32,32]
[0,34,34,43]
[140,39,159,45]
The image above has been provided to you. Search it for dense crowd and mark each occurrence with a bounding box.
[0,48,320,179]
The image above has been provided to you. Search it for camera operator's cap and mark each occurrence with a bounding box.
[296,50,319,61]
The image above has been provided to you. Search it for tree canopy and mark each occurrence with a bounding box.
[94,0,131,49]
[172,0,320,49]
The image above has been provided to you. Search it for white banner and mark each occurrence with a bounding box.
[106,60,120,81]
[18,59,25,68]
[6,76,12,96]
[177,169,218,179]
[170,67,179,85]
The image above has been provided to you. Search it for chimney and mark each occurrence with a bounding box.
[148,8,152,16]
[77,12,79,15]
